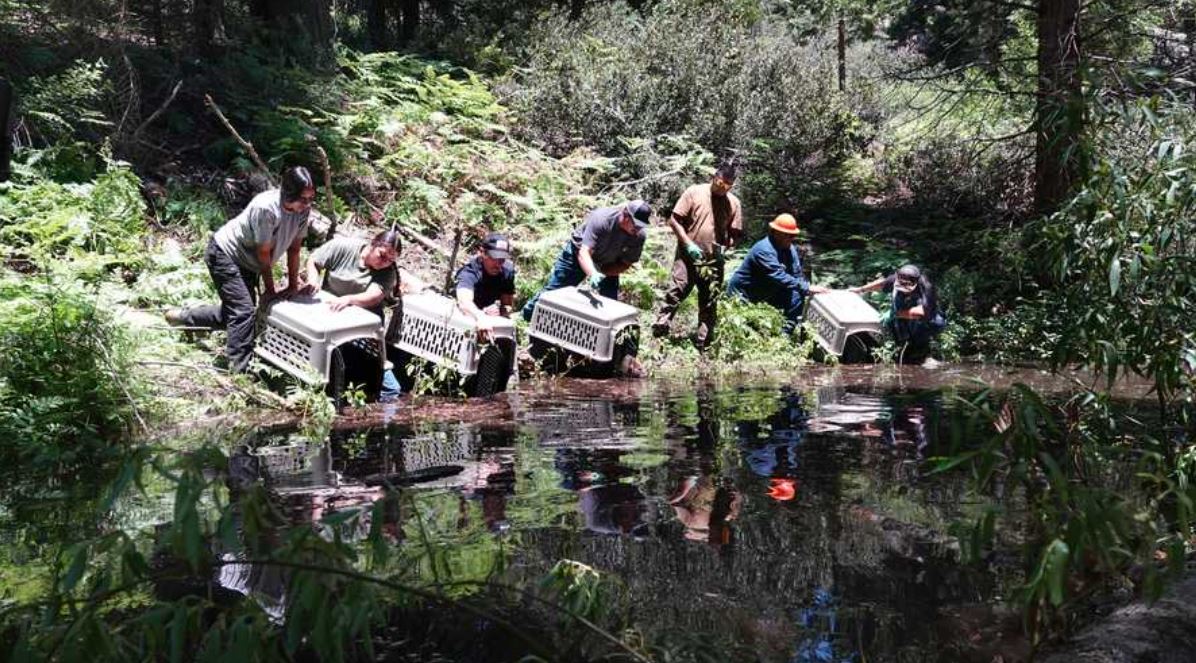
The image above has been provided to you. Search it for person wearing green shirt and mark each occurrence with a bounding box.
[304,230,402,400]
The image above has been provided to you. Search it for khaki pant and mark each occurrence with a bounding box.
[653,256,723,348]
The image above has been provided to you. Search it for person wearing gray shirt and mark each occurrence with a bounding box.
[521,200,651,321]
[166,166,316,373]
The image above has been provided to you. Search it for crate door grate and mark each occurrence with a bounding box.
[260,326,314,375]
[403,314,471,366]
[535,308,602,354]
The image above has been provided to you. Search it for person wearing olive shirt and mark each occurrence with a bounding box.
[304,230,402,400]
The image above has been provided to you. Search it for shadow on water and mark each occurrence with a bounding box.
[181,376,1037,662]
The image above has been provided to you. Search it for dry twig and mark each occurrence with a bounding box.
[204,93,274,184]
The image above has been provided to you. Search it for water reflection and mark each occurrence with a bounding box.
[199,386,981,660]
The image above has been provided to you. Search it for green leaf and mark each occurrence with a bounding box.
[1045,539,1070,606]
[1108,257,1121,296]
[63,544,89,592]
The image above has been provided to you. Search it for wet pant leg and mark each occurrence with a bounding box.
[771,288,805,335]
[693,261,723,348]
[652,256,695,332]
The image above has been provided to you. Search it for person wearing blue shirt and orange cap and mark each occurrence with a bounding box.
[726,213,828,334]
[521,200,651,320]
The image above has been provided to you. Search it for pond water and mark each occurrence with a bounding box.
[0,366,1150,661]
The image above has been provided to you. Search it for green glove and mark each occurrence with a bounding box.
[587,273,604,290]
[685,242,703,261]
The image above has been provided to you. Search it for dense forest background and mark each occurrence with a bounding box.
[1,0,1195,660]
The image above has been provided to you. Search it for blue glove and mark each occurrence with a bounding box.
[685,242,703,261]
[587,273,604,290]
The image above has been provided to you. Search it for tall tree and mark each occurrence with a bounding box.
[367,0,393,50]
[0,78,11,183]
[1034,0,1084,213]
[249,0,335,52]
[398,0,420,44]
[193,0,224,55]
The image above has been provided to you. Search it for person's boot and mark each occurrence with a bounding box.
[164,308,186,326]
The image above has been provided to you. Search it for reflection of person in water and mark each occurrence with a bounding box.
[792,587,859,663]
[739,390,809,501]
[668,474,742,546]
[556,448,649,536]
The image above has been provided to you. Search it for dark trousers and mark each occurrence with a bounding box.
[654,256,723,347]
[521,241,619,321]
[178,239,260,372]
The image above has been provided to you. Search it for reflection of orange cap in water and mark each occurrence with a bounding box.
[767,478,797,501]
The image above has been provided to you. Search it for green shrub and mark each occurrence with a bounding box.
[0,275,144,463]
[0,161,147,271]
[498,0,879,220]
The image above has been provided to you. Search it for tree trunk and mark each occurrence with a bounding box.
[0,78,12,183]
[1033,0,1084,214]
[192,0,224,55]
[1184,10,1196,107]
[398,0,419,44]
[367,0,389,50]
[251,0,334,55]
[837,18,847,92]
[150,0,164,45]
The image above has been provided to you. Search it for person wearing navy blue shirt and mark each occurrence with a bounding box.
[455,232,516,333]
[726,214,828,333]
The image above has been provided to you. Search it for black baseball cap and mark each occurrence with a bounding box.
[482,232,511,260]
[625,200,652,228]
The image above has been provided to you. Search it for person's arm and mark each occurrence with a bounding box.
[282,233,302,297]
[302,253,322,295]
[456,287,491,327]
[666,215,694,248]
[328,283,384,312]
[849,277,888,293]
[896,304,926,320]
[578,244,600,279]
[497,292,515,317]
[753,245,813,294]
[727,200,744,250]
[257,241,278,297]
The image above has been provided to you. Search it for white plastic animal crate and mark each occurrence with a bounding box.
[395,291,516,375]
[528,287,639,362]
[255,295,386,384]
[805,291,883,357]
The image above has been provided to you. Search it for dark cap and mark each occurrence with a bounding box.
[482,232,511,260]
[625,200,652,228]
[895,264,921,293]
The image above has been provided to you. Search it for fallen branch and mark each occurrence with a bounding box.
[443,228,462,293]
[357,195,449,257]
[204,93,274,185]
[134,80,182,140]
